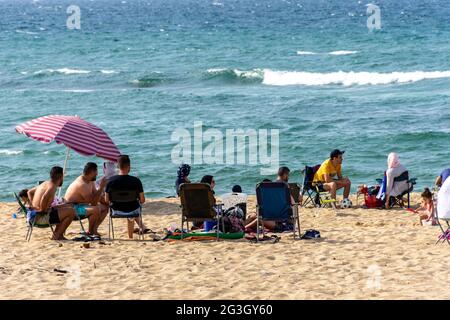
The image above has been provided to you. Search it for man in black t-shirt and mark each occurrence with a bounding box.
[105,155,149,239]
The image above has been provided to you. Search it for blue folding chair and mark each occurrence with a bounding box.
[108,189,145,240]
[255,181,301,241]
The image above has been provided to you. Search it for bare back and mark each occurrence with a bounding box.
[31,181,57,212]
[65,176,96,204]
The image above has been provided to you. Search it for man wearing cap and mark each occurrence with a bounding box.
[313,149,351,203]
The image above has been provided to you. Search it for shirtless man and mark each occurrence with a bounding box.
[64,162,108,237]
[27,166,75,240]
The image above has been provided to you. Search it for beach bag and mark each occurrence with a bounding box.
[217,206,245,233]
[363,185,384,208]
[301,229,321,239]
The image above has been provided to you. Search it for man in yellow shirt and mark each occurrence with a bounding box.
[313,149,351,202]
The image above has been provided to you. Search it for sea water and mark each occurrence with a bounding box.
[1,0,450,200]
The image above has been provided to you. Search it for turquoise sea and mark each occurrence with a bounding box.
[1,0,450,200]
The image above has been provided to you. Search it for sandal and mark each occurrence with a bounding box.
[134,228,154,235]
[72,234,92,242]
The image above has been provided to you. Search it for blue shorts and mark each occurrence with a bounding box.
[74,204,88,218]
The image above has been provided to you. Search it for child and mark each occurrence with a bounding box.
[18,189,31,207]
[414,188,436,226]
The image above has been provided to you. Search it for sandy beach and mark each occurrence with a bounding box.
[0,193,448,300]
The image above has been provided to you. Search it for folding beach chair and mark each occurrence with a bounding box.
[108,189,145,240]
[179,183,222,240]
[14,193,57,242]
[289,183,301,204]
[435,217,450,245]
[300,165,337,208]
[300,165,320,207]
[255,181,301,241]
[376,171,417,208]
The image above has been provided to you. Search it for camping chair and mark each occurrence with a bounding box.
[108,189,145,240]
[14,193,56,242]
[435,217,450,245]
[376,171,417,208]
[288,183,301,204]
[179,183,221,240]
[300,165,337,208]
[255,181,301,241]
[221,192,248,220]
[300,165,320,207]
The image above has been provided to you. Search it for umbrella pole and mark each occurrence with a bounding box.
[58,147,70,198]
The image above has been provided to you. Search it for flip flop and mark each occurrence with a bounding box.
[72,235,92,242]
[134,228,154,234]
[89,234,102,241]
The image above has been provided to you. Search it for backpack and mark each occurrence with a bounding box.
[215,206,245,233]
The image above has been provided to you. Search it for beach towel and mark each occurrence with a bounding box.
[376,174,387,201]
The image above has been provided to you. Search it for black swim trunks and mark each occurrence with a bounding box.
[48,207,60,224]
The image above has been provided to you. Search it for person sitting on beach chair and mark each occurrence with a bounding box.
[245,167,295,231]
[435,168,450,188]
[221,185,248,220]
[64,162,108,239]
[313,149,351,206]
[200,175,216,194]
[175,164,191,196]
[27,166,75,240]
[18,189,31,207]
[105,155,150,238]
[376,152,414,209]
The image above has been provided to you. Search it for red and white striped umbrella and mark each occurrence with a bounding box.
[15,115,121,161]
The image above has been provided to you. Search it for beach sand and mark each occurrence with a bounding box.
[0,193,448,300]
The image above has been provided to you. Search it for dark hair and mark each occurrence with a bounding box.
[18,189,29,198]
[118,155,131,169]
[262,178,272,183]
[232,185,242,193]
[421,188,433,199]
[83,162,98,175]
[177,164,191,178]
[330,149,345,159]
[201,175,214,185]
[50,166,64,182]
[278,166,290,177]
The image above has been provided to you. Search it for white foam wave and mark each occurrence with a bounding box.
[328,50,359,55]
[296,51,317,55]
[15,29,39,35]
[34,68,91,75]
[100,70,118,74]
[262,69,450,86]
[60,89,95,93]
[206,68,263,79]
[0,149,23,156]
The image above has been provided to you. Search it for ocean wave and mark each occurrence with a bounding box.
[202,68,450,86]
[328,50,359,55]
[296,51,317,55]
[15,29,39,35]
[204,68,264,83]
[32,68,91,76]
[60,89,96,93]
[296,50,359,56]
[262,69,450,86]
[100,70,118,74]
[130,73,168,87]
[0,149,23,156]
